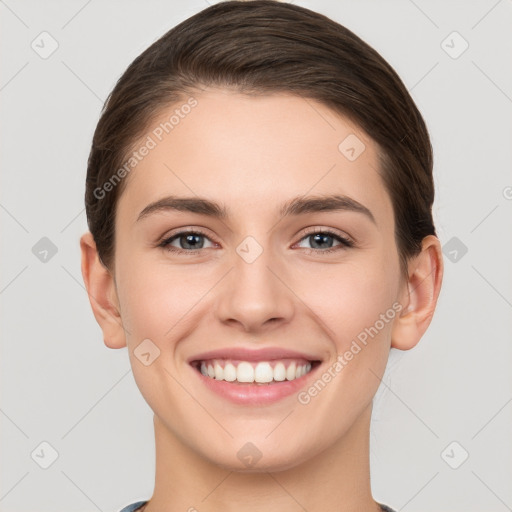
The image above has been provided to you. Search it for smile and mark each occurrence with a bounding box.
[193,358,315,384]
[187,347,323,404]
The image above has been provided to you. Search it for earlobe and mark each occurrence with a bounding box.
[391,235,444,350]
[80,232,127,349]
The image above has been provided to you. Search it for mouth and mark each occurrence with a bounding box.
[187,348,323,405]
[190,358,321,385]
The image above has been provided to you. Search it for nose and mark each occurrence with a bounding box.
[214,241,295,334]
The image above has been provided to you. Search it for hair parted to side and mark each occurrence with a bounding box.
[85,0,436,277]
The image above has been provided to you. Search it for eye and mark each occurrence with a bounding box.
[157,227,354,255]
[158,229,216,253]
[295,228,354,254]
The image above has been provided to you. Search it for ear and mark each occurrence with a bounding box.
[391,235,444,350]
[80,232,127,349]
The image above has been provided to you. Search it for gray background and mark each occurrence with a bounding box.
[1,1,511,511]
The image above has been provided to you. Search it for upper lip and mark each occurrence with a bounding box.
[188,347,322,364]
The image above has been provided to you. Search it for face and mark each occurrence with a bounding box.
[112,88,405,471]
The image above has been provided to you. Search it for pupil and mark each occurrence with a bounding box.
[179,233,335,250]
[182,234,203,249]
[311,233,332,249]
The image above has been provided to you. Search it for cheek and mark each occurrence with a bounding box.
[301,253,400,349]
[115,253,209,344]
[115,258,205,409]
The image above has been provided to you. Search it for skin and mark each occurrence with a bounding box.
[81,89,443,512]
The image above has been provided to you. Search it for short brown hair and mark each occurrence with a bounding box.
[85,0,436,276]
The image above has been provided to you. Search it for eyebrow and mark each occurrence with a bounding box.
[136,194,376,224]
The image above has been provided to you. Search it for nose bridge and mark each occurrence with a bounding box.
[214,234,295,331]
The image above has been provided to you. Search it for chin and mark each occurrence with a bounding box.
[203,443,313,474]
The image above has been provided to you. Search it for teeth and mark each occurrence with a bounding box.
[273,362,286,381]
[224,362,237,381]
[197,359,313,383]
[286,362,296,381]
[237,362,254,382]
[214,362,224,380]
[254,362,273,383]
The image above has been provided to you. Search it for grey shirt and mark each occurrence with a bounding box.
[119,500,397,512]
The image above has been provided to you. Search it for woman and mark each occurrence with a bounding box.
[80,2,443,511]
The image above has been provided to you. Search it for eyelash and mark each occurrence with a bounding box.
[157,227,354,256]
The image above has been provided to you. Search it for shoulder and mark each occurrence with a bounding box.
[118,501,148,512]
[379,504,397,512]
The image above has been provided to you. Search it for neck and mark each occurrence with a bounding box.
[144,403,381,512]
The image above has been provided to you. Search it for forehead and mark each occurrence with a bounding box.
[117,89,394,228]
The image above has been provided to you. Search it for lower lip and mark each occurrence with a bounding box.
[191,363,320,405]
